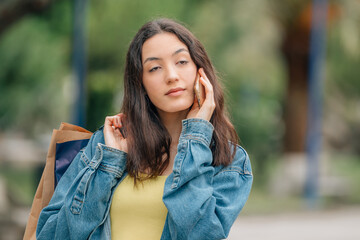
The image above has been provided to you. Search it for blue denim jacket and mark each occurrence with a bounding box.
[36,118,253,240]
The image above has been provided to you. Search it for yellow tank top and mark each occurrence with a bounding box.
[110,174,168,240]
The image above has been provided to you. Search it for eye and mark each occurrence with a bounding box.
[149,66,161,72]
[178,60,188,65]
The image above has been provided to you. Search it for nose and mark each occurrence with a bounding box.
[165,65,179,84]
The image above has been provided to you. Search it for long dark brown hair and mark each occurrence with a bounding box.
[121,18,239,181]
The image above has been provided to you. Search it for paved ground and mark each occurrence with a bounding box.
[228,207,360,240]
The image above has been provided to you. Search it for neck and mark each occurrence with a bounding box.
[157,109,188,145]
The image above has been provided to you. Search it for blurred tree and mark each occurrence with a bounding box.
[0,0,61,37]
[0,0,71,136]
[325,0,360,155]
[279,1,312,153]
[270,0,339,153]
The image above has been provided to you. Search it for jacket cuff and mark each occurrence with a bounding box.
[88,143,127,177]
[180,118,214,146]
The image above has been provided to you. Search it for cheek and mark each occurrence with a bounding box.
[142,78,157,96]
[186,66,197,85]
[144,85,162,105]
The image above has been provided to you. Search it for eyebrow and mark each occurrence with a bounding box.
[143,48,189,65]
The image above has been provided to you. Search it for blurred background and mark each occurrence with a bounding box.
[0,0,359,239]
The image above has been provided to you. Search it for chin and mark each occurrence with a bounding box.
[164,105,191,113]
[158,100,193,114]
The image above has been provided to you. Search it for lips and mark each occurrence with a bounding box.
[165,87,185,95]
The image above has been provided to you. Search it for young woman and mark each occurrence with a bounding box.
[36,18,253,240]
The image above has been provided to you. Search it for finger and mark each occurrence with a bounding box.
[119,116,123,128]
[199,68,209,81]
[113,116,117,128]
[198,68,210,85]
[116,113,126,122]
[198,76,215,113]
[199,76,214,98]
[105,116,115,127]
[198,68,213,93]
[112,114,120,128]
[117,113,126,126]
[105,116,120,130]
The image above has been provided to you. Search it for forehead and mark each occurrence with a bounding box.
[142,32,189,60]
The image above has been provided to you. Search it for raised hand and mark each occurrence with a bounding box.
[187,68,216,121]
[103,113,128,153]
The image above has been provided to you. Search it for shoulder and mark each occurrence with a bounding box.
[215,143,252,176]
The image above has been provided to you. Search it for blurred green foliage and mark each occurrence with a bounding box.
[0,0,72,136]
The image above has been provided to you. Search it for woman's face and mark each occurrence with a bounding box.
[141,32,197,116]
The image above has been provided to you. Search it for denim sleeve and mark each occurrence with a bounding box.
[36,130,127,240]
[161,118,253,240]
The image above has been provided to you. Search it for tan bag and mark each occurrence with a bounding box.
[23,122,93,240]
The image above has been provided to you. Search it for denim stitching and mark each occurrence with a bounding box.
[81,153,92,168]
[184,118,214,127]
[171,141,187,189]
[183,136,209,146]
[98,165,122,178]
[99,143,125,154]
[89,144,107,170]
[70,169,94,215]
[234,145,253,174]
[217,169,251,176]
[81,143,125,177]
[181,119,213,140]
[236,146,252,175]
[217,169,244,175]
[213,144,253,177]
